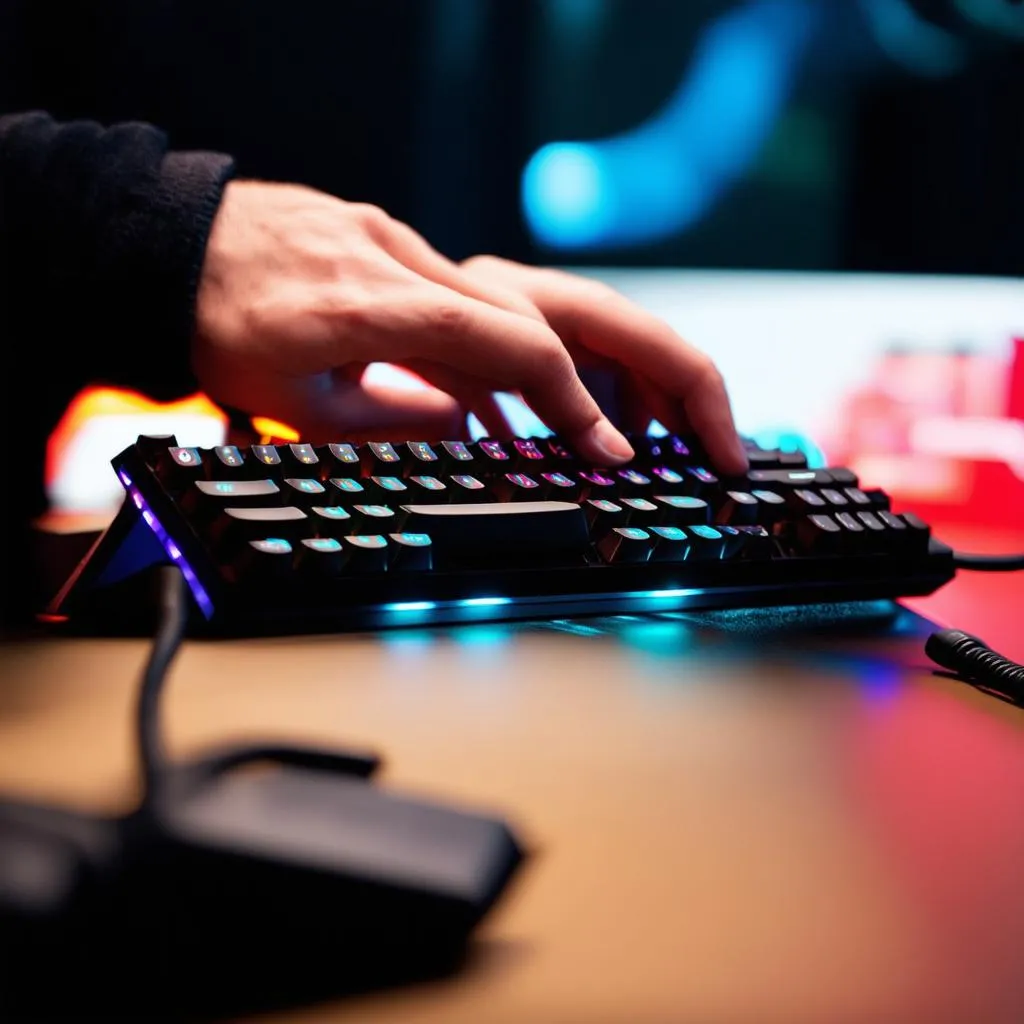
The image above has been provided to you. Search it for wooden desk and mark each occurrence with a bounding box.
[1,593,1022,1024]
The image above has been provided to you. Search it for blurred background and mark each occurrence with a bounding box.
[18,0,1023,534]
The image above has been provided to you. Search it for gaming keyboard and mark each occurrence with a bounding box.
[52,432,956,633]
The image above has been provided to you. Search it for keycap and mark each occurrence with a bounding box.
[653,495,709,525]
[596,527,654,564]
[539,472,582,501]
[473,439,512,468]
[819,488,849,507]
[233,537,294,581]
[397,441,440,474]
[310,506,353,536]
[250,445,284,476]
[359,442,403,475]
[210,445,248,477]
[715,490,760,525]
[793,514,843,555]
[648,525,691,562]
[282,443,320,473]
[317,443,360,474]
[352,504,398,532]
[686,524,726,561]
[896,512,931,552]
[282,478,327,505]
[328,477,367,499]
[213,506,312,549]
[343,535,389,573]
[155,446,205,492]
[620,497,660,526]
[749,489,786,522]
[834,511,866,550]
[367,475,409,502]
[438,440,476,473]
[406,475,448,503]
[747,469,827,488]
[615,468,652,495]
[495,472,542,501]
[684,466,719,496]
[733,525,773,559]
[185,478,281,516]
[448,475,490,502]
[843,487,872,506]
[512,438,546,469]
[578,470,617,497]
[297,537,347,576]
[543,438,577,465]
[388,533,434,572]
[827,467,858,486]
[788,489,827,512]
[650,466,686,493]
[400,501,589,558]
[584,498,627,534]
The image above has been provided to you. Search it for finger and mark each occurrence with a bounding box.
[370,287,636,465]
[401,358,513,439]
[372,217,548,325]
[541,286,747,474]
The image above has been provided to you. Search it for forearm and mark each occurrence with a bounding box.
[0,110,235,401]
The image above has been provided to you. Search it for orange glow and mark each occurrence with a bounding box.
[46,386,226,484]
[251,417,300,442]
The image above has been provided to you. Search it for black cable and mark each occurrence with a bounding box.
[925,629,1024,704]
[951,551,1024,571]
[137,565,190,804]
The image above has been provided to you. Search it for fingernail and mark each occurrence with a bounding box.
[589,419,635,464]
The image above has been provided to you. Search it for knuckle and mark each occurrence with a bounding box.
[461,253,504,272]
[351,202,392,234]
[426,301,470,335]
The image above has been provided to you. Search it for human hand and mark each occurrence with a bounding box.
[459,256,748,474]
[193,181,745,471]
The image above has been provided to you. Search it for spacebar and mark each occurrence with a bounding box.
[400,501,590,555]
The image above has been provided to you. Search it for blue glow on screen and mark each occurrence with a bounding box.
[522,0,819,250]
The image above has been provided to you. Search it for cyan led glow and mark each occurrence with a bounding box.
[459,597,513,608]
[386,601,438,612]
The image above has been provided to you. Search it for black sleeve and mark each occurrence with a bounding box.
[0,110,235,402]
[0,111,234,627]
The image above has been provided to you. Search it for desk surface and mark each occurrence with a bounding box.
[2,591,1023,1024]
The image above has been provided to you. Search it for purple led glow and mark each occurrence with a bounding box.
[124,481,215,620]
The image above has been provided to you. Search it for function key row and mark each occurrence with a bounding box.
[147,437,819,486]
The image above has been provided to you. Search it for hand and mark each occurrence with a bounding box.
[459,257,748,474]
[193,181,745,471]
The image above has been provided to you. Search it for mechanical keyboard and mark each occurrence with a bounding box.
[50,432,956,634]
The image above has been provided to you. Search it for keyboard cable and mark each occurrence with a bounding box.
[137,565,190,804]
[134,564,380,812]
[925,545,1024,704]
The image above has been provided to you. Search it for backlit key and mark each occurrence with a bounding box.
[344,535,389,572]
[654,495,709,525]
[310,506,352,536]
[596,527,654,564]
[649,525,691,562]
[687,524,725,561]
[298,537,346,576]
[388,533,434,572]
